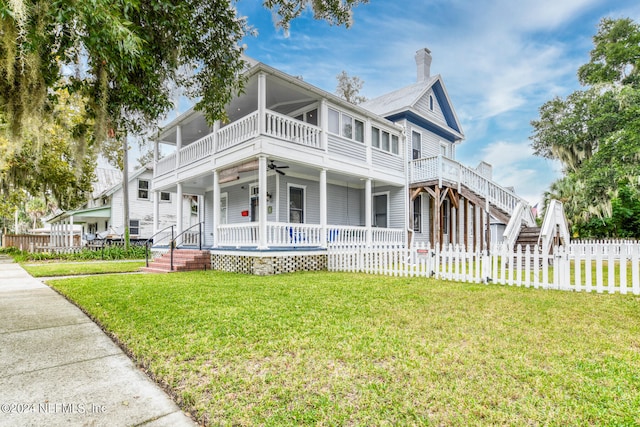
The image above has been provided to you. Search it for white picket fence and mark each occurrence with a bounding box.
[327,242,640,295]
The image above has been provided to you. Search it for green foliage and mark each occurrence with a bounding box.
[531,17,640,237]
[0,245,146,262]
[0,88,96,210]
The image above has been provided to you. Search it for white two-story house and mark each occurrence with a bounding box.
[149,49,538,274]
[47,165,194,247]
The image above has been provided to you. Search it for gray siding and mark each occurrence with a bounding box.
[327,135,367,163]
[372,149,403,171]
[327,184,364,226]
[373,185,405,229]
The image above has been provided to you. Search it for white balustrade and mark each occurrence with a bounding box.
[179,133,215,167]
[217,112,259,152]
[265,111,322,149]
[217,223,259,247]
[410,156,524,216]
[155,153,176,177]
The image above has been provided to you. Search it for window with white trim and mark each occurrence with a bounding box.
[372,127,400,155]
[288,185,305,223]
[137,179,149,200]
[328,108,364,143]
[160,192,171,202]
[413,196,422,232]
[219,193,228,225]
[373,193,388,228]
[129,219,140,235]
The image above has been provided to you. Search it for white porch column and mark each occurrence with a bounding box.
[320,99,329,151]
[69,216,74,247]
[258,73,266,135]
[319,169,327,248]
[258,156,268,249]
[176,182,183,241]
[153,138,159,163]
[365,178,372,246]
[153,190,159,235]
[213,170,220,248]
[176,124,182,168]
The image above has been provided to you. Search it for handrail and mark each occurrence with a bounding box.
[169,222,204,271]
[144,225,174,267]
[502,202,535,249]
[539,200,570,255]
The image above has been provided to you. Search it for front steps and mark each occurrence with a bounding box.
[141,249,210,273]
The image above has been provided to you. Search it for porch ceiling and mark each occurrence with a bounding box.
[159,74,318,147]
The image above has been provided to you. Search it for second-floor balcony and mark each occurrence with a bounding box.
[156,109,325,177]
[155,107,405,180]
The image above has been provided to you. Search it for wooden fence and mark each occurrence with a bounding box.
[327,242,640,295]
[1,234,79,252]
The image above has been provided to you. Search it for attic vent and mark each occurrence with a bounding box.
[415,48,432,82]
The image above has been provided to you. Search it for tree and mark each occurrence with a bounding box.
[0,88,95,210]
[1,0,368,239]
[335,70,367,104]
[530,17,640,237]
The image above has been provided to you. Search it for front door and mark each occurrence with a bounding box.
[250,196,259,222]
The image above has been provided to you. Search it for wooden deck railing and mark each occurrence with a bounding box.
[410,156,529,216]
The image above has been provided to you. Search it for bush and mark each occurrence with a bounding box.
[0,246,146,262]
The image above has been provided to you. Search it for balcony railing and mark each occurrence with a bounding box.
[410,156,528,216]
[156,109,322,177]
[216,222,405,248]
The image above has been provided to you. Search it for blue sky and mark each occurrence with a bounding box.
[232,0,640,205]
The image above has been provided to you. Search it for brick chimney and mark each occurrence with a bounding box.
[415,48,432,82]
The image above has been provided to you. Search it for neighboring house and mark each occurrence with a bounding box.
[47,165,194,247]
[150,48,549,273]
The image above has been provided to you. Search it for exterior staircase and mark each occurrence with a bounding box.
[514,226,541,250]
[141,249,210,273]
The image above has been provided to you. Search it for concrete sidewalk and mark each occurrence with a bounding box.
[0,257,197,427]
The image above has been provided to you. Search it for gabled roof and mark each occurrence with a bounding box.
[92,168,122,199]
[104,164,152,197]
[360,75,464,143]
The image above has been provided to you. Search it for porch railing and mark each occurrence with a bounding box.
[216,223,405,248]
[155,109,325,178]
[410,156,528,216]
[265,111,322,149]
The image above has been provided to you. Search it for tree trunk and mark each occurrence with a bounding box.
[122,137,130,250]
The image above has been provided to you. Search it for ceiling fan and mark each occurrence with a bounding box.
[268,160,289,175]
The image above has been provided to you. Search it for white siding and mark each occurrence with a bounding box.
[415,89,446,123]
[327,184,364,226]
[327,135,367,163]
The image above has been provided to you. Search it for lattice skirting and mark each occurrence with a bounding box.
[211,252,328,275]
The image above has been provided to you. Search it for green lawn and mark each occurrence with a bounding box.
[50,271,640,426]
[23,260,145,277]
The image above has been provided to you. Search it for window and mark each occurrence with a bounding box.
[440,143,448,157]
[372,126,399,155]
[328,108,340,134]
[342,114,353,139]
[381,132,389,151]
[392,135,399,154]
[289,186,304,223]
[295,108,318,126]
[328,108,364,143]
[219,194,228,225]
[412,131,422,160]
[354,120,364,142]
[138,180,149,200]
[160,192,171,202]
[429,95,434,111]
[373,193,388,228]
[413,196,422,232]
[371,127,380,148]
[129,219,140,235]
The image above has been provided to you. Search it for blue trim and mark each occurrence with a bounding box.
[431,80,461,133]
[386,110,460,143]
